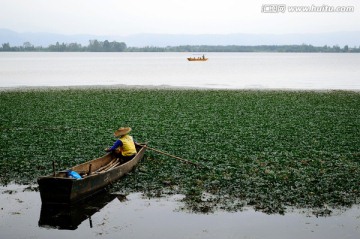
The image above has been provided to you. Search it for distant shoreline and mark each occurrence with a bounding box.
[1,84,359,92]
[1,41,358,53]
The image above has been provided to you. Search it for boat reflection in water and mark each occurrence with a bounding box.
[38,191,121,230]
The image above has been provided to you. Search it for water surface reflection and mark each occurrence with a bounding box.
[38,192,118,230]
[1,184,359,239]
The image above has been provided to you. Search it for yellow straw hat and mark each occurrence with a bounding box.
[114,127,132,137]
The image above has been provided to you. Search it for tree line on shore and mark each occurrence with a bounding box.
[1,40,359,52]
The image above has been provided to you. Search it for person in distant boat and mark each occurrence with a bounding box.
[202,54,205,59]
[105,127,137,163]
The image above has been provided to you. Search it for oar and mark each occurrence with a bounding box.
[144,145,207,168]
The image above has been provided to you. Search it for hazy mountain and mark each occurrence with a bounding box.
[0,29,112,47]
[1,28,359,47]
[125,32,360,47]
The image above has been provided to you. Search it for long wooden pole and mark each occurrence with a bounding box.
[144,145,206,168]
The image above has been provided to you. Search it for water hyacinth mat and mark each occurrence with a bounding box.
[1,88,359,215]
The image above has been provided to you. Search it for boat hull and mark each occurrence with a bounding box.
[38,144,146,204]
[187,58,208,61]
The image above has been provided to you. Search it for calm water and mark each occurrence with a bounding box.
[1,184,359,239]
[0,52,360,90]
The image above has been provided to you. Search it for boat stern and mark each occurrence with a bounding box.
[37,177,74,204]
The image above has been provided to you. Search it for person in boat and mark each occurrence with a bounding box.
[105,127,137,163]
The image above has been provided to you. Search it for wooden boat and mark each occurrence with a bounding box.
[37,143,146,205]
[187,57,208,61]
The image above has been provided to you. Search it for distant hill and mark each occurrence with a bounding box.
[0,29,110,47]
[124,32,360,47]
[1,28,359,47]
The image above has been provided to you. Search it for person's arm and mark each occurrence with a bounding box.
[106,139,123,152]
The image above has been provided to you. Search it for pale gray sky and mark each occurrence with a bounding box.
[0,0,359,35]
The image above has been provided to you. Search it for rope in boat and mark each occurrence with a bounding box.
[80,158,121,177]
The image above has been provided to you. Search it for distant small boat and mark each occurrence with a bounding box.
[187,55,208,61]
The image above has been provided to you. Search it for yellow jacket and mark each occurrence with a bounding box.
[118,135,136,156]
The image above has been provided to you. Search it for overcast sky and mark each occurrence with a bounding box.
[0,0,359,35]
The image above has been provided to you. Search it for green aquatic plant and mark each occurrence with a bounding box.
[1,88,359,214]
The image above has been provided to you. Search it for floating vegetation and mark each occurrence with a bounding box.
[1,88,359,214]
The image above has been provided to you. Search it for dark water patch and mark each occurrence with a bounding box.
[39,192,117,230]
